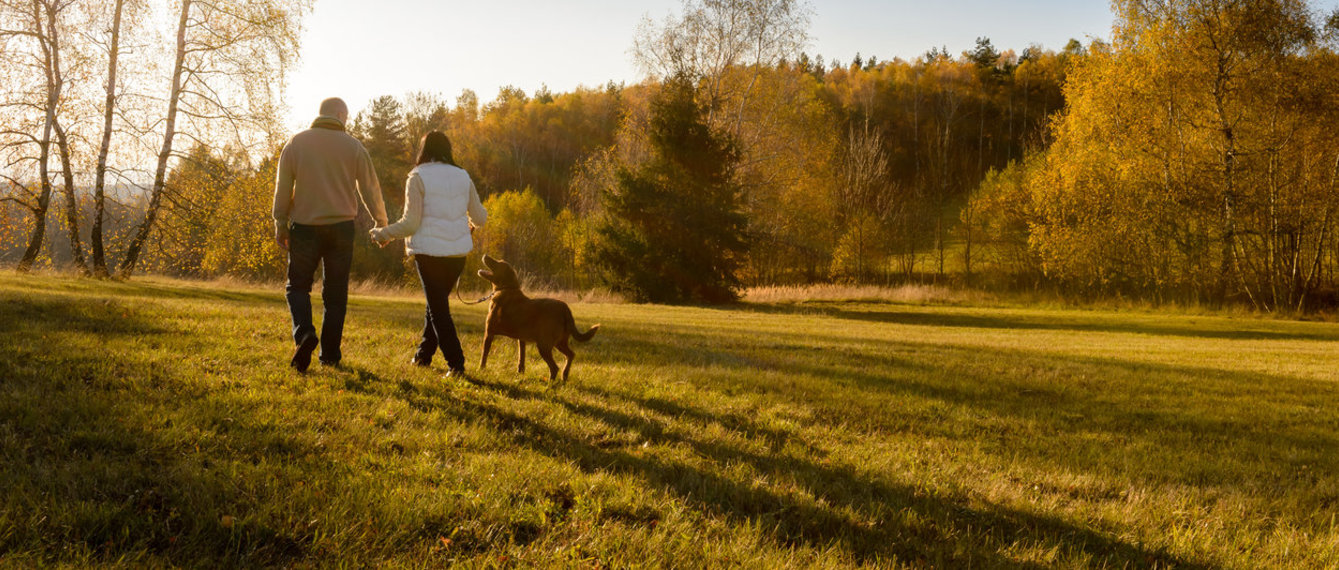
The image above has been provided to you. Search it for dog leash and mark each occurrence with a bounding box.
[455,228,494,306]
[455,274,494,306]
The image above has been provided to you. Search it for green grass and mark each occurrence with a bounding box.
[2,273,1338,568]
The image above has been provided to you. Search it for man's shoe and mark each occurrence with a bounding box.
[318,359,341,369]
[445,367,469,380]
[290,332,319,373]
[410,356,431,368]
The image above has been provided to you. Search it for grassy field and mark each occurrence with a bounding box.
[2,273,1338,568]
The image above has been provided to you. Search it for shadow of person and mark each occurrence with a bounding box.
[738,301,1339,342]
[400,378,1204,568]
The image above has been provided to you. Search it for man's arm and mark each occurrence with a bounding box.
[355,147,389,227]
[272,143,296,250]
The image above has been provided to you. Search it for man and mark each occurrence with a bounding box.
[273,97,388,372]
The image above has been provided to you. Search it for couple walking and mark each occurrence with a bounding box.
[272,97,487,377]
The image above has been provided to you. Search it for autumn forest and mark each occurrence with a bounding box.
[4,0,1339,310]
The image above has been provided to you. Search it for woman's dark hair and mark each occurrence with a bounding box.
[416,131,456,166]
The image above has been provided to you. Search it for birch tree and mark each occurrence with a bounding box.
[0,0,50,270]
[633,0,813,137]
[0,0,86,272]
[38,0,89,274]
[88,0,131,276]
[119,0,309,277]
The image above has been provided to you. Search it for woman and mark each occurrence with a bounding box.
[370,131,487,377]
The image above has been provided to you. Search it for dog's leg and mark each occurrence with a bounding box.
[537,344,560,383]
[480,334,494,369]
[517,340,526,374]
[556,338,574,383]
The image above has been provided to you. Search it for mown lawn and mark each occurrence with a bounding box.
[1,273,1337,568]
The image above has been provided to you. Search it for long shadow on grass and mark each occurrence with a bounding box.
[739,302,1339,342]
[591,326,1339,504]
[1,274,284,306]
[399,378,1201,568]
[0,292,325,565]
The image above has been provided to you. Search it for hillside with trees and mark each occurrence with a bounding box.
[4,0,1338,309]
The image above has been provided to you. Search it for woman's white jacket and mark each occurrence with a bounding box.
[372,162,487,257]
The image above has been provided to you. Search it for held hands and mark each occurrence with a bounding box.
[368,227,389,248]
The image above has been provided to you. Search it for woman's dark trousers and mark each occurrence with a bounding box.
[413,254,467,370]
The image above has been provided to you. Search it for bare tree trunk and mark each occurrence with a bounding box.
[52,119,86,273]
[936,118,951,280]
[934,74,959,282]
[1006,78,1014,161]
[18,0,56,272]
[969,81,986,285]
[119,0,189,277]
[1203,20,1259,310]
[17,134,52,271]
[935,214,944,279]
[1218,139,1255,308]
[91,0,125,277]
[963,199,973,284]
[38,0,88,274]
[1267,149,1280,308]
[908,73,921,281]
[1021,69,1029,142]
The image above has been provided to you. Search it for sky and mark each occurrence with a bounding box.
[284,0,1120,131]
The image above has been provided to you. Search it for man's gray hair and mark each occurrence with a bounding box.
[319,97,348,119]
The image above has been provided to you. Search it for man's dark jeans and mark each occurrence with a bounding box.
[413,254,467,370]
[286,221,355,364]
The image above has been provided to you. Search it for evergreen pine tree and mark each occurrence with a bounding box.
[595,76,748,304]
[354,96,411,217]
[348,96,412,280]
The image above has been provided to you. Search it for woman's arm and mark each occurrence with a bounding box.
[372,172,424,241]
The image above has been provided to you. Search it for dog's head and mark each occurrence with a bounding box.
[478,254,521,290]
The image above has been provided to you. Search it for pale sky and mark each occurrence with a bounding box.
[284,0,1121,131]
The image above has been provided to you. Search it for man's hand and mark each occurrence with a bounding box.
[275,228,289,251]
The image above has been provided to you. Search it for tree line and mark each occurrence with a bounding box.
[5,0,1339,310]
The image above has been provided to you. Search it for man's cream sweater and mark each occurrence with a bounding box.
[272,119,389,233]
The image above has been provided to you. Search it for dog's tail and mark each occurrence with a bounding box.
[568,310,600,342]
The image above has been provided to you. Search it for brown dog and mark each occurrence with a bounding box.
[477,254,599,382]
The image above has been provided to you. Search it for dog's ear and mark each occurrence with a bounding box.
[477,269,494,282]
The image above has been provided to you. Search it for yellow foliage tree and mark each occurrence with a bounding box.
[1026,0,1339,307]
[476,188,558,286]
[201,155,285,279]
